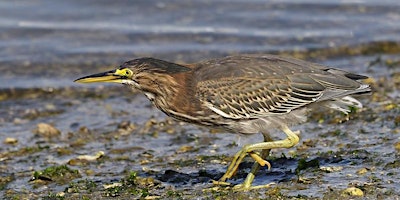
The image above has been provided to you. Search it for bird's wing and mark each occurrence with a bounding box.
[194,55,368,119]
[196,76,324,119]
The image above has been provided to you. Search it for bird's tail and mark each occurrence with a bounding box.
[325,96,364,114]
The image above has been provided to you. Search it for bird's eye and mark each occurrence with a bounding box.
[123,69,133,77]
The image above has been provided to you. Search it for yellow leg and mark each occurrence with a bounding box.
[236,148,274,190]
[217,125,300,189]
[239,133,272,189]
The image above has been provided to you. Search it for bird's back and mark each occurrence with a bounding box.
[192,54,370,122]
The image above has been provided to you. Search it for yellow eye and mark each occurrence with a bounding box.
[115,68,133,78]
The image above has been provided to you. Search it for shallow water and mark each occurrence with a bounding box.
[0,0,399,199]
[1,0,400,88]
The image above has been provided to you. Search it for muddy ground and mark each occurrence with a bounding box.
[0,48,399,199]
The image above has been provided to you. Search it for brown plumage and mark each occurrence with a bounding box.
[75,54,370,189]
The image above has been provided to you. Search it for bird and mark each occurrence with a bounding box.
[75,54,371,190]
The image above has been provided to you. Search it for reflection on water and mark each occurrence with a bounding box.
[0,0,399,88]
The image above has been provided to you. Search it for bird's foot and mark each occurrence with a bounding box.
[218,148,271,183]
[211,179,231,186]
[211,180,276,191]
[232,182,276,191]
[249,151,271,170]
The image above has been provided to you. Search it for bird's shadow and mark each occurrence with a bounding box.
[149,153,350,187]
[151,157,298,187]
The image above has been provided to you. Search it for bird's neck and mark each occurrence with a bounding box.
[139,73,180,108]
[142,73,200,122]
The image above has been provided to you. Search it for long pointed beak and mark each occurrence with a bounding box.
[74,70,124,84]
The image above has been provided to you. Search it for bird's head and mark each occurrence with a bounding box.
[74,57,192,99]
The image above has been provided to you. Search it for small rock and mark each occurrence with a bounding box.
[144,195,161,200]
[356,168,368,175]
[56,192,65,197]
[176,145,194,153]
[384,103,396,111]
[103,182,122,189]
[76,151,105,161]
[68,151,104,165]
[13,118,28,125]
[395,116,400,126]
[394,141,400,151]
[343,187,364,197]
[85,169,95,176]
[117,121,136,136]
[210,159,222,164]
[4,137,18,145]
[78,126,90,134]
[33,123,61,137]
[56,147,72,155]
[165,128,175,134]
[320,166,343,173]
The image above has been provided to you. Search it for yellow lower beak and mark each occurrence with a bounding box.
[74,70,123,84]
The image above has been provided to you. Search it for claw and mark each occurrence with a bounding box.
[212,180,231,186]
[249,152,271,170]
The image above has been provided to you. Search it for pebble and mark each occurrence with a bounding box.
[103,182,122,189]
[356,168,368,175]
[4,137,18,145]
[343,187,364,197]
[68,151,104,165]
[33,123,61,137]
[176,145,194,153]
[320,166,343,173]
[76,151,105,161]
[394,141,400,151]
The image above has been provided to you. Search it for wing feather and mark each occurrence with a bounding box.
[194,54,369,119]
[196,77,323,119]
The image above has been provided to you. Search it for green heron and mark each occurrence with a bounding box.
[75,54,370,190]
